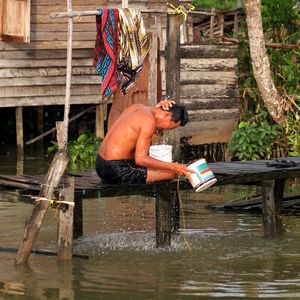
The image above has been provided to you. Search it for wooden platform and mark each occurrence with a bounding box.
[1,157,300,247]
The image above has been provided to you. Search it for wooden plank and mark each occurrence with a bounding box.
[31,31,96,42]
[0,75,100,87]
[31,22,96,32]
[181,71,237,85]
[180,84,239,99]
[0,67,96,78]
[0,40,95,50]
[181,98,238,110]
[0,58,92,68]
[0,85,100,98]
[0,49,93,59]
[180,118,239,144]
[181,44,238,58]
[0,95,105,107]
[188,108,240,122]
[181,58,238,72]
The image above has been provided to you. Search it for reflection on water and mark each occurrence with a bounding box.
[0,151,300,299]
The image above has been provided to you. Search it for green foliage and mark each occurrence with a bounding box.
[192,0,237,10]
[285,114,300,156]
[47,133,101,170]
[229,111,278,160]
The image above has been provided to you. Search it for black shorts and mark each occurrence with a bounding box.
[96,155,147,184]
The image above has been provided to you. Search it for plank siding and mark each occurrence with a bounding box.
[0,0,172,108]
[179,44,240,145]
[0,0,239,145]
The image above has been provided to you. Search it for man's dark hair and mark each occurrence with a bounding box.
[169,104,189,126]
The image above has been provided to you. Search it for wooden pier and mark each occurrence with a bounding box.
[0,157,300,250]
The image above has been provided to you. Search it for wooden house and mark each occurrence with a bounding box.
[0,0,240,156]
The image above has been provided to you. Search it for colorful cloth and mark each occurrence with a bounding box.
[118,8,150,94]
[93,8,120,98]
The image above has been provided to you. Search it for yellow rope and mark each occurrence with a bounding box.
[31,196,75,207]
[177,176,192,252]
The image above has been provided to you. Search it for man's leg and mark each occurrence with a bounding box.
[146,169,177,183]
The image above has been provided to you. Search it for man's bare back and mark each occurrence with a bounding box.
[96,100,193,184]
[99,104,155,160]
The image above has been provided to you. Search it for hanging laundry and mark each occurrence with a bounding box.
[118,8,150,95]
[93,8,120,98]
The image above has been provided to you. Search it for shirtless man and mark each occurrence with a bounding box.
[96,100,193,184]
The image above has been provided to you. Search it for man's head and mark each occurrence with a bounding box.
[155,104,189,130]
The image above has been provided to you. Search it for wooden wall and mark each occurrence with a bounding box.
[0,0,173,108]
[179,44,240,145]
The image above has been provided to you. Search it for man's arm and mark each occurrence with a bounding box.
[134,118,192,177]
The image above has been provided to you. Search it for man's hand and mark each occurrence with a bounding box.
[173,163,195,178]
[155,99,175,111]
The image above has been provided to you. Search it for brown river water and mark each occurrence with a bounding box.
[0,150,300,299]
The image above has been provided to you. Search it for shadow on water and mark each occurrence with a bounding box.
[1,149,300,299]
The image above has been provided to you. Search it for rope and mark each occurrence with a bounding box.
[31,196,75,207]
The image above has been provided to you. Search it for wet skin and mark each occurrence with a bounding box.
[99,100,193,183]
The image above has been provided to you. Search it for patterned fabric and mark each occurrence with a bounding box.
[118,8,150,94]
[93,8,120,98]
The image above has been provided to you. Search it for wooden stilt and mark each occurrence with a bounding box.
[148,32,158,107]
[15,106,24,155]
[95,104,106,140]
[57,176,75,261]
[261,180,284,238]
[73,194,83,239]
[155,186,172,247]
[274,178,285,214]
[170,190,180,233]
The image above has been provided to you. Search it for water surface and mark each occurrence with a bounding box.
[0,150,300,299]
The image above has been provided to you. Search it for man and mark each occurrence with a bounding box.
[96,99,193,184]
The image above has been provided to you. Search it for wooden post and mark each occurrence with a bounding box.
[57,176,75,261]
[95,104,106,140]
[155,185,172,247]
[165,0,181,160]
[170,190,180,233]
[73,193,83,239]
[148,32,158,106]
[261,180,284,238]
[15,107,24,155]
[15,125,69,265]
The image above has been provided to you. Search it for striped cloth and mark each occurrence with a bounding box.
[118,8,150,94]
[93,8,120,98]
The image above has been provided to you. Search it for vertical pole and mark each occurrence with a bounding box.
[62,0,74,148]
[95,104,106,140]
[165,0,181,160]
[148,32,158,106]
[15,107,24,155]
[155,185,172,247]
[166,0,181,102]
[170,190,180,233]
[274,178,285,214]
[261,180,283,238]
[73,193,83,239]
[58,176,74,261]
